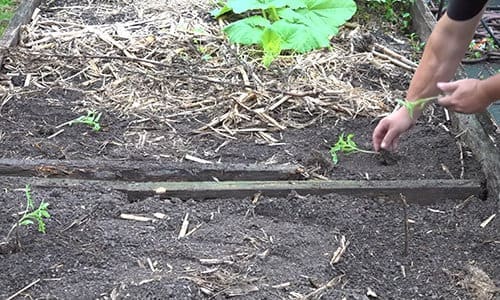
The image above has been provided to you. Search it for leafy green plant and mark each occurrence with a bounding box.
[1,184,51,247]
[212,0,357,67]
[366,0,413,31]
[396,95,438,118]
[330,133,377,164]
[19,184,51,234]
[69,111,102,131]
[408,32,425,52]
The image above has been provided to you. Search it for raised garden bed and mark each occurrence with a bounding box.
[0,0,498,299]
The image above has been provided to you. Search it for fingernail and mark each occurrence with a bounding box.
[381,142,386,149]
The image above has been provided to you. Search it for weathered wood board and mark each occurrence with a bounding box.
[0,158,306,181]
[5,176,481,205]
[0,0,41,55]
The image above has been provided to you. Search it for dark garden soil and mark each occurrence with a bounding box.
[0,0,498,299]
[0,179,499,299]
[0,90,484,181]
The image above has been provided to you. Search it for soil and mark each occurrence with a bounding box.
[0,0,498,299]
[0,179,498,299]
[0,90,484,182]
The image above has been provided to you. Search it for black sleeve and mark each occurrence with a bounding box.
[446,0,488,21]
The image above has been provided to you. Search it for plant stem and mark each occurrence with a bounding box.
[356,149,379,154]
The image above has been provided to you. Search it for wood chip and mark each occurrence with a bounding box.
[184,154,213,164]
[480,214,496,228]
[178,212,189,238]
[119,213,154,222]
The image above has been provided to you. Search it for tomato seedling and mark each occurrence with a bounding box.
[18,184,51,234]
[330,133,377,164]
[396,95,439,119]
[69,111,102,131]
[1,184,51,248]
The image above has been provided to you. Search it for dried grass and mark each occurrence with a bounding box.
[2,0,414,141]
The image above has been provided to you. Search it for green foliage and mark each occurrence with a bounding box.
[212,0,357,67]
[396,96,438,118]
[69,111,102,131]
[366,0,414,31]
[330,133,377,164]
[408,32,425,52]
[0,0,15,36]
[19,185,51,234]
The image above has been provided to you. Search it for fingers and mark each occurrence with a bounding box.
[372,119,389,152]
[381,127,400,152]
[437,81,458,94]
[373,118,402,152]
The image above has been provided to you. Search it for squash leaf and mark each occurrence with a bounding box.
[228,0,304,13]
[223,16,270,45]
[262,28,282,67]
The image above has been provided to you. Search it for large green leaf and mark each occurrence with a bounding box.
[271,19,330,52]
[227,0,305,13]
[211,4,233,18]
[278,0,356,36]
[261,28,282,67]
[223,16,270,45]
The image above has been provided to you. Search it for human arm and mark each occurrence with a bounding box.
[437,74,500,113]
[372,10,484,151]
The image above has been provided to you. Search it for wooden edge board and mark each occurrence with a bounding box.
[2,176,482,205]
[0,0,41,52]
[411,0,500,206]
[0,158,306,181]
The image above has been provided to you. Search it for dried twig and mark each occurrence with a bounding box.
[400,193,410,256]
[6,278,41,300]
[302,275,344,300]
[330,235,349,266]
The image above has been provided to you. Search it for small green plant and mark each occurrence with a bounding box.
[69,111,102,131]
[408,32,425,52]
[396,95,439,118]
[1,184,51,248]
[330,133,377,164]
[211,0,357,67]
[18,184,51,234]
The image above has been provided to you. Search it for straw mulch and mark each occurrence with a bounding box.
[2,0,416,142]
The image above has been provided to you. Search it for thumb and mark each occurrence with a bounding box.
[437,81,458,95]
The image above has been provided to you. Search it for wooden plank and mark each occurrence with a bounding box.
[411,0,500,206]
[410,0,435,41]
[0,158,305,181]
[0,0,41,48]
[6,177,482,205]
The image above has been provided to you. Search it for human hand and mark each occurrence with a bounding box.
[372,108,415,152]
[437,79,492,113]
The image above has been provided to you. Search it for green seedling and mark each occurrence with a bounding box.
[211,0,357,67]
[68,111,102,131]
[330,133,378,164]
[396,95,439,119]
[18,184,51,234]
[1,185,51,247]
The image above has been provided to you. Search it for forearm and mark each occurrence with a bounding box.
[406,13,483,102]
